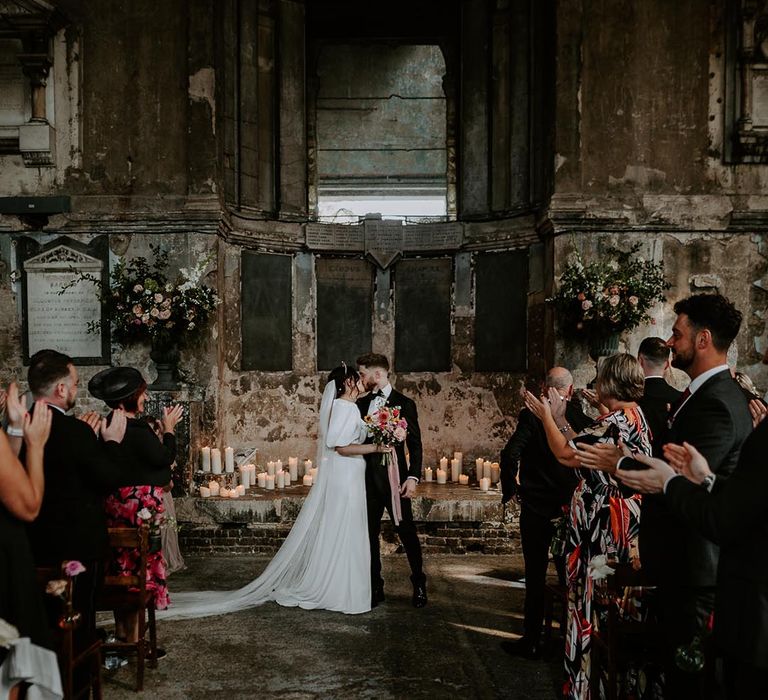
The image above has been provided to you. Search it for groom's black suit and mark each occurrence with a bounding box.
[357,388,425,589]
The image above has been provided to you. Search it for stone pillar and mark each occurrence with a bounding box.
[17,38,55,167]
[18,53,51,121]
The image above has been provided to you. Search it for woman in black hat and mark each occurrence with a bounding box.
[89,367,183,646]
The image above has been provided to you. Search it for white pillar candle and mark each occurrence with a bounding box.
[266,474,275,490]
[224,447,235,473]
[439,456,448,472]
[211,448,222,474]
[239,465,250,489]
[250,464,257,485]
[284,469,292,486]
[303,459,312,477]
[436,468,447,484]
[209,480,220,497]
[309,467,318,480]
[424,467,433,482]
[257,471,267,488]
[475,457,484,473]
[458,474,469,486]
[267,461,276,476]
[483,460,492,480]
[276,459,283,475]
[236,484,246,496]
[201,446,211,472]
[220,487,230,498]
[288,457,298,480]
[199,486,211,498]
[303,474,313,486]
[450,458,460,482]
[276,471,285,489]
[229,488,239,498]
[491,462,501,484]
[479,477,491,492]
[454,451,463,468]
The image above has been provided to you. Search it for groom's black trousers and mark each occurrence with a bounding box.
[366,471,425,587]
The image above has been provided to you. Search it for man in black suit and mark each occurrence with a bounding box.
[616,421,768,698]
[21,350,168,640]
[499,367,592,659]
[636,336,683,456]
[356,353,426,608]
[608,295,752,698]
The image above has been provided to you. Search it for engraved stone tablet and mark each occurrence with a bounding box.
[306,223,364,251]
[403,222,463,251]
[364,219,403,269]
[22,240,107,363]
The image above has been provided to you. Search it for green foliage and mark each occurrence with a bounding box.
[548,243,670,338]
[92,244,219,347]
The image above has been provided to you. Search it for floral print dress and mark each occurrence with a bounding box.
[105,484,170,610]
[563,406,652,699]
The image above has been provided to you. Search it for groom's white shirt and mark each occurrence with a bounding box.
[367,382,392,416]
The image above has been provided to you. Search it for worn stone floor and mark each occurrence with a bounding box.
[102,554,563,699]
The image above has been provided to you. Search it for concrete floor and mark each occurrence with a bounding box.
[102,554,562,699]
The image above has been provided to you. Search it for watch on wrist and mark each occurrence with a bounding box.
[702,474,716,492]
[558,423,571,434]
[6,426,23,438]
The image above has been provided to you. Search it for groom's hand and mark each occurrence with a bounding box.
[400,478,417,499]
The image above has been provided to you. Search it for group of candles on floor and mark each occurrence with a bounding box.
[196,448,501,498]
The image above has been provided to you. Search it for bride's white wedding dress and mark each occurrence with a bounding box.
[158,383,372,618]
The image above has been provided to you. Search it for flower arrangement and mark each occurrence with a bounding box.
[549,243,669,339]
[86,245,218,348]
[45,560,86,628]
[363,406,408,465]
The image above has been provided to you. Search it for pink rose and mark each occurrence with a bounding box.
[63,560,86,577]
[577,292,586,301]
[393,426,407,441]
[628,295,639,306]
[609,295,620,307]
[581,300,593,310]
[159,309,171,320]
[154,293,164,303]
[397,419,407,430]
[133,304,143,316]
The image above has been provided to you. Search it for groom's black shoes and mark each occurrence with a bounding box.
[500,637,542,660]
[412,581,428,608]
[371,582,385,608]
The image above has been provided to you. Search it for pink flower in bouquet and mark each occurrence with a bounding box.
[393,426,407,441]
[397,419,407,430]
[628,295,639,306]
[133,304,143,316]
[609,295,620,307]
[63,560,86,577]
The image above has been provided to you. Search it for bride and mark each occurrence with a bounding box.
[158,364,391,618]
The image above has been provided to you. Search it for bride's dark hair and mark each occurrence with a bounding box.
[328,364,360,398]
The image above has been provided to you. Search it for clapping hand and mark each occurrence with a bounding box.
[546,387,568,422]
[23,401,52,450]
[161,404,184,434]
[581,388,608,415]
[614,452,675,493]
[749,399,767,429]
[524,390,551,422]
[662,442,713,485]
[78,411,102,435]
[101,408,127,443]
[6,383,26,430]
[573,441,624,473]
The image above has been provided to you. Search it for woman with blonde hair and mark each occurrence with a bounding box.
[525,353,653,699]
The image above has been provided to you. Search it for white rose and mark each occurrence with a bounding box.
[581,300,593,310]
[609,295,620,307]
[137,508,152,521]
[133,284,143,293]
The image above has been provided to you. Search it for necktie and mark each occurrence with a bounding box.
[670,387,691,421]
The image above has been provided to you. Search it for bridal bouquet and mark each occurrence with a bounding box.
[364,406,408,465]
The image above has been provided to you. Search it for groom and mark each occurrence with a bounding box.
[356,353,427,608]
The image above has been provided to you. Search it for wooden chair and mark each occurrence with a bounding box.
[589,564,662,700]
[35,566,103,700]
[96,526,158,692]
[543,581,568,648]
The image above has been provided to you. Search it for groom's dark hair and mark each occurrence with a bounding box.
[356,353,389,372]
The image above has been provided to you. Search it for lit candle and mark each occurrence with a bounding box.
[209,480,220,497]
[276,471,285,489]
[220,487,230,498]
[451,458,460,482]
[310,467,318,481]
[239,465,250,489]
[459,474,469,485]
[440,456,448,472]
[288,457,298,480]
[284,469,292,486]
[225,447,235,473]
[201,447,211,472]
[236,484,245,496]
[479,477,491,492]
[303,459,312,477]
[454,451,463,468]
[229,488,239,499]
[424,467,433,482]
[199,486,211,498]
[436,468,447,484]
[266,474,275,490]
[267,461,276,476]
[483,460,492,480]
[257,472,267,488]
[303,474,313,487]
[491,462,501,484]
[475,457,484,474]
[247,464,256,486]
[211,448,222,474]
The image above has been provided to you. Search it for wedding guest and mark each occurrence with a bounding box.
[732,370,768,428]
[88,366,182,647]
[499,367,591,659]
[23,350,130,644]
[0,386,52,653]
[579,294,752,699]
[615,421,768,699]
[637,336,683,455]
[525,353,652,699]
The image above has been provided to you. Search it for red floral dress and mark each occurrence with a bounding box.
[105,484,170,610]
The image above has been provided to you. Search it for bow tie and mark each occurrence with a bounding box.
[372,390,385,399]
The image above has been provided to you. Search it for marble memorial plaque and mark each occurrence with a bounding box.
[403,222,463,251]
[23,244,104,360]
[306,223,364,251]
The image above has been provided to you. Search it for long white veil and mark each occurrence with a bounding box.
[157,382,338,621]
